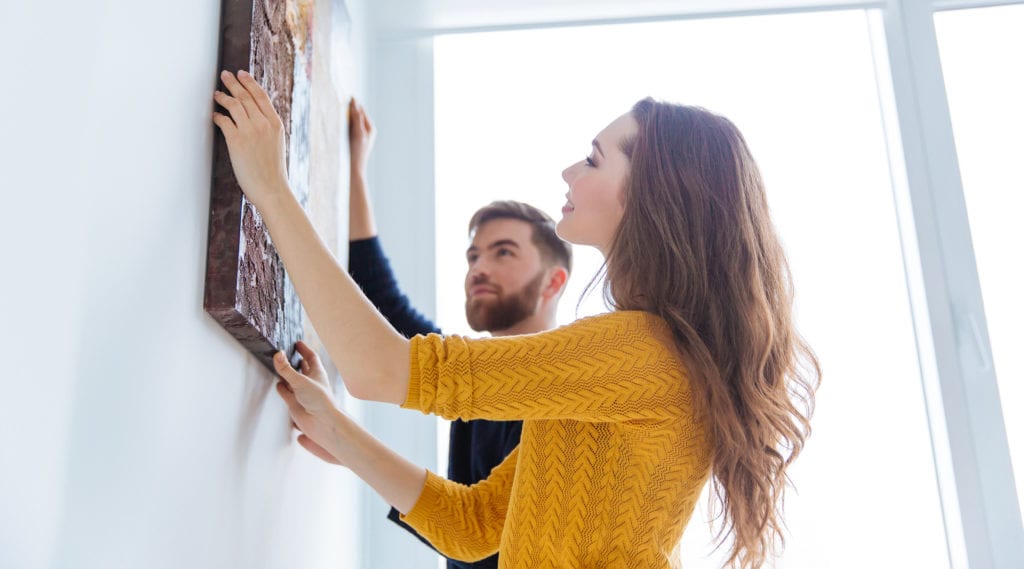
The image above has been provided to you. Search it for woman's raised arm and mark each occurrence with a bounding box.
[212,69,409,404]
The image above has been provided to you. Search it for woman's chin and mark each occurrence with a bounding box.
[555,218,573,241]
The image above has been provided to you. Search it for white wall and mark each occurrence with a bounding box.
[0,1,369,567]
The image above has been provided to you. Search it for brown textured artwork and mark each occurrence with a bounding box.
[205,0,314,372]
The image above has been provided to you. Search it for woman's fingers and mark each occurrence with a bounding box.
[294,340,320,366]
[214,91,248,124]
[274,352,308,387]
[212,111,237,138]
[220,70,262,123]
[275,381,306,418]
[274,351,330,408]
[293,341,330,385]
[236,70,280,121]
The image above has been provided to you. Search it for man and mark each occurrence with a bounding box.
[346,98,572,569]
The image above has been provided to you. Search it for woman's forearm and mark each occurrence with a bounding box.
[337,414,429,514]
[256,184,409,404]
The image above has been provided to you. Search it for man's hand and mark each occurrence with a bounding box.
[349,98,376,180]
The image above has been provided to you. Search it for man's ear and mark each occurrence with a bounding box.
[541,266,569,301]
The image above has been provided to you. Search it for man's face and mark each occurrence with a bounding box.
[464,218,547,333]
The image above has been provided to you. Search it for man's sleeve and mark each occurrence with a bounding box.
[349,237,441,338]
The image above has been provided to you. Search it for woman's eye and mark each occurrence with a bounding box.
[585,156,596,167]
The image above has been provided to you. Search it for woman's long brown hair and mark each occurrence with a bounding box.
[605,99,821,568]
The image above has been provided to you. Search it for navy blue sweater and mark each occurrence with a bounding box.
[348,237,522,569]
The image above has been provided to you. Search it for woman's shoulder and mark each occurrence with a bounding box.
[469,311,674,356]
[562,310,669,334]
[523,310,673,352]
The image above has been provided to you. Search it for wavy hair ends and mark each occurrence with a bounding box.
[606,98,821,568]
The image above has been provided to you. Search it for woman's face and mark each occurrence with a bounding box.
[558,112,638,255]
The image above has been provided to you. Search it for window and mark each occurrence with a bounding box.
[935,2,1024,520]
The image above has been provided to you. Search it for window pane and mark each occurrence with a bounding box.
[434,10,949,567]
[935,4,1024,520]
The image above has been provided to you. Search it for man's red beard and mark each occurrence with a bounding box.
[465,270,545,333]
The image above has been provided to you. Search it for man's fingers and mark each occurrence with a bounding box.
[220,70,262,123]
[349,101,361,130]
[236,70,279,121]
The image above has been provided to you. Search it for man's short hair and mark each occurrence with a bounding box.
[468,201,572,274]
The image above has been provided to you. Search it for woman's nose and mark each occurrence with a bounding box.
[561,162,577,184]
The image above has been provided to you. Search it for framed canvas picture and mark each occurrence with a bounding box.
[205,0,314,372]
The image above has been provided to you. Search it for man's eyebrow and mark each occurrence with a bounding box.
[487,239,520,250]
[592,139,604,157]
[467,239,521,256]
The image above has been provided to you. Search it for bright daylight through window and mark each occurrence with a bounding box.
[434,9,951,568]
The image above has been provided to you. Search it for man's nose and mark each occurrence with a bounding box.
[469,262,490,283]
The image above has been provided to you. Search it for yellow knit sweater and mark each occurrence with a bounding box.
[401,310,713,569]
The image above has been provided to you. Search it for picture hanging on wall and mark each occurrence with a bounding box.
[204,0,314,372]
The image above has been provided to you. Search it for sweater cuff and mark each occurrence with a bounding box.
[402,335,425,411]
[400,469,447,531]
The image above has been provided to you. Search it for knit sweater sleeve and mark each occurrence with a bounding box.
[403,311,688,422]
[399,446,518,562]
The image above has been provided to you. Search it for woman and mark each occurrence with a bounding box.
[212,70,820,569]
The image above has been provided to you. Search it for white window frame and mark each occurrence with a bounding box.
[364,2,1024,568]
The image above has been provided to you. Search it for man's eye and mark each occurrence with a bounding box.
[467,255,478,264]
[497,248,513,257]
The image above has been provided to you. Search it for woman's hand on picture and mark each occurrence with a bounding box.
[274,341,347,466]
[212,70,290,210]
[277,345,428,516]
